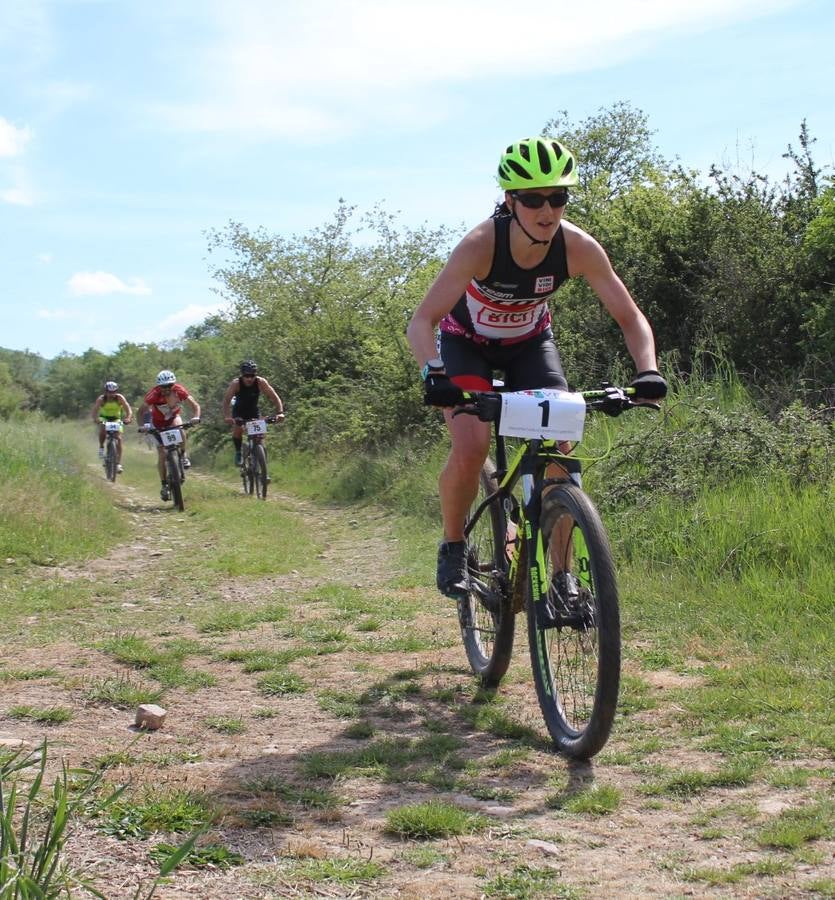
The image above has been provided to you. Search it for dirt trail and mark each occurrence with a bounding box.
[1,465,831,899]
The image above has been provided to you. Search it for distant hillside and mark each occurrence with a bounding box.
[0,347,51,380]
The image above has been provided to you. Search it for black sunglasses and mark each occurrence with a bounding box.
[512,190,569,209]
[241,373,256,378]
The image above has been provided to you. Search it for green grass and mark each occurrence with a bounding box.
[205,716,246,734]
[82,674,164,707]
[755,800,834,849]
[1,740,124,897]
[555,783,622,815]
[149,841,245,869]
[7,705,73,725]
[483,864,583,899]
[102,788,215,839]
[256,670,308,696]
[384,800,487,839]
[639,756,761,798]
[0,419,130,565]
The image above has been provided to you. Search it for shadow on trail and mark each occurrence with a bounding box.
[215,661,598,839]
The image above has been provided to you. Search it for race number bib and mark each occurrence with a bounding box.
[245,419,268,436]
[159,428,183,447]
[498,390,586,441]
[104,421,121,432]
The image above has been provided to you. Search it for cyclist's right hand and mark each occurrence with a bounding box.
[423,373,465,408]
[224,416,236,425]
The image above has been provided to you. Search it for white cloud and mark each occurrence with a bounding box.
[67,271,152,297]
[154,0,799,137]
[1,186,33,205]
[37,308,75,320]
[158,302,224,333]
[0,117,31,157]
[37,252,52,264]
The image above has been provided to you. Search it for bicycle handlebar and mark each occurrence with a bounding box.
[138,422,199,434]
[449,384,660,423]
[233,414,284,426]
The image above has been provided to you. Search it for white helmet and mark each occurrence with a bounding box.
[156,370,176,386]
[104,381,119,392]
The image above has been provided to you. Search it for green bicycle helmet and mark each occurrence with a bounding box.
[497,137,579,191]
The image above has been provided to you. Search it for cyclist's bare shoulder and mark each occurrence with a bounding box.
[445,218,495,281]
[562,220,609,277]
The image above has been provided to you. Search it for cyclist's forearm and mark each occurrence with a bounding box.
[406,319,442,369]
[621,313,658,372]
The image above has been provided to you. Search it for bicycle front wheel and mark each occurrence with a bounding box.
[105,439,117,482]
[167,451,184,512]
[526,483,620,759]
[244,446,255,495]
[254,443,268,500]
[459,459,515,688]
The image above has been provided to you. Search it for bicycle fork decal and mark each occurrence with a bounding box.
[526,520,555,699]
[573,529,592,590]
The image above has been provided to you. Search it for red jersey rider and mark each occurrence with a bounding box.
[139,370,201,501]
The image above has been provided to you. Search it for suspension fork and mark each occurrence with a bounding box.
[520,441,548,608]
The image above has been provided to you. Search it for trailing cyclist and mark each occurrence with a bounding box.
[91,381,133,473]
[406,136,668,603]
[139,370,201,501]
[221,360,285,466]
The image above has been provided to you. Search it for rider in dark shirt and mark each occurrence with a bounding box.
[221,360,285,465]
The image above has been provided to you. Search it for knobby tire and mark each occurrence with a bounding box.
[105,438,117,482]
[254,443,268,500]
[525,483,620,759]
[244,445,255,495]
[459,458,515,688]
[167,450,184,512]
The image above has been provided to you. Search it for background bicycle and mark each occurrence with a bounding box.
[100,419,123,482]
[235,414,282,500]
[437,383,657,759]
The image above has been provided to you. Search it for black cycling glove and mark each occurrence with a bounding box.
[629,370,668,400]
[423,372,465,407]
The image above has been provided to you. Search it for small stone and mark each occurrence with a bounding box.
[483,805,516,818]
[527,839,561,856]
[0,736,28,749]
[135,704,167,730]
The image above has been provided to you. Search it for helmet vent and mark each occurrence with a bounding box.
[537,141,552,174]
[563,158,574,176]
[550,141,563,159]
[506,160,533,180]
[519,143,531,162]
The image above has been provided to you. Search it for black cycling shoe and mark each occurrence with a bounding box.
[436,540,470,599]
[536,572,594,630]
[160,482,171,502]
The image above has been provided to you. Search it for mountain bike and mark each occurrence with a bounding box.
[236,415,281,500]
[100,420,123,482]
[436,384,657,759]
[144,422,198,512]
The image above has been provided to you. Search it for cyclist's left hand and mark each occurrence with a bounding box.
[630,370,668,400]
[423,373,465,407]
[275,413,286,422]
[190,416,201,425]
[124,417,132,425]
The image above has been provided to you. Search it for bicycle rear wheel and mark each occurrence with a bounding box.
[167,451,184,512]
[253,443,268,500]
[105,438,117,482]
[525,483,620,759]
[459,458,515,688]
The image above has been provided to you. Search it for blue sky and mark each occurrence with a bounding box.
[1,0,833,359]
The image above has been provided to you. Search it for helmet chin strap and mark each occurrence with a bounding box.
[511,208,550,246]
